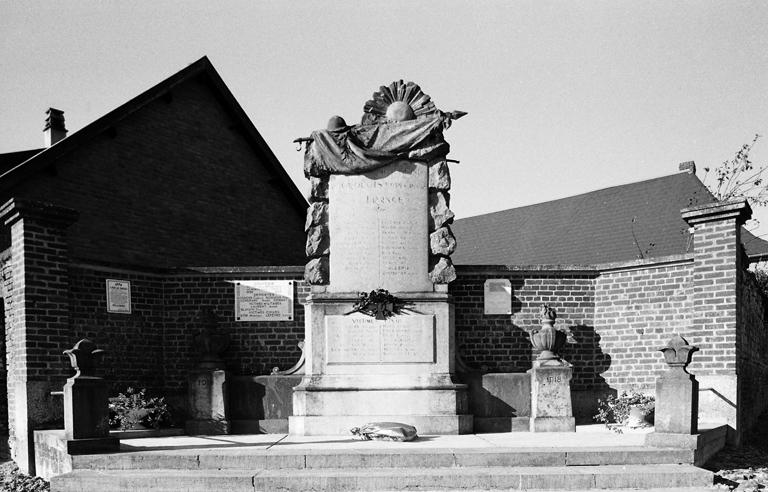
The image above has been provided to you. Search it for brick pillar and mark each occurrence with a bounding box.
[681,199,750,445]
[0,199,78,475]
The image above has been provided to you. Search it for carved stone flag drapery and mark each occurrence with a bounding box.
[302,80,464,286]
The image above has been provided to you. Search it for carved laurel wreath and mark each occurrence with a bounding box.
[351,289,407,320]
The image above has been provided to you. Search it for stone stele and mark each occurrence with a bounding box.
[328,160,431,293]
[186,369,230,435]
[528,364,576,432]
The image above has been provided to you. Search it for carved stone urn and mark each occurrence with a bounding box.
[529,304,566,362]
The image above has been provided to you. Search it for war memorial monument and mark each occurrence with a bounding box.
[293,81,472,434]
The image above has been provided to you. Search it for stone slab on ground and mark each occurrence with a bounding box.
[251,464,712,491]
[52,469,255,492]
[48,428,720,491]
[646,425,728,466]
[69,445,695,471]
[67,428,692,472]
[53,464,713,492]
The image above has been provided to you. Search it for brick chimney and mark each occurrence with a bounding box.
[678,161,696,174]
[44,108,67,147]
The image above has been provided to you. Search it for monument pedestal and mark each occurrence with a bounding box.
[528,363,576,432]
[290,292,471,435]
[655,368,699,434]
[186,368,230,435]
[297,118,470,436]
[63,377,119,453]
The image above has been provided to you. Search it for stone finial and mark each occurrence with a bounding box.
[193,308,229,367]
[659,334,698,371]
[63,339,105,378]
[529,305,567,364]
[540,304,557,322]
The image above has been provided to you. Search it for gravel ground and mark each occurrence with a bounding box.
[0,461,48,492]
[705,442,768,491]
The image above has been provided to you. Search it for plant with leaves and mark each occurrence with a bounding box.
[593,389,654,432]
[108,387,171,430]
[702,134,766,206]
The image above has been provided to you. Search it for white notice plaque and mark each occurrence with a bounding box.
[484,279,512,315]
[106,279,131,314]
[235,280,294,321]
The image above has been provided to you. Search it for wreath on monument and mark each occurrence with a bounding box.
[351,289,408,320]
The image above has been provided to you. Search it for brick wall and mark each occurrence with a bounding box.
[451,267,598,390]
[9,75,307,268]
[594,259,693,390]
[162,268,307,392]
[0,201,78,474]
[63,264,307,402]
[67,265,165,392]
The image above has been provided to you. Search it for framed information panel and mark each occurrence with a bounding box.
[106,279,131,314]
[235,280,294,321]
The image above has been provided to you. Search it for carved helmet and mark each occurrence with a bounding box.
[326,115,350,132]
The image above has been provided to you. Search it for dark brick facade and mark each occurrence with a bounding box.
[738,271,768,439]
[6,73,306,269]
[64,263,307,399]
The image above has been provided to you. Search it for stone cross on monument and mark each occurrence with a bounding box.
[291,81,472,435]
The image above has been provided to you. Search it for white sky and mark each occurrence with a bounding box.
[2,1,767,235]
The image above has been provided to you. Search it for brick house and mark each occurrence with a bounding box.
[0,57,308,473]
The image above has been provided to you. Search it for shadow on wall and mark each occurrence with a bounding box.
[562,325,613,423]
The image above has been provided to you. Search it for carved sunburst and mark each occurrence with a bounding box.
[362,80,438,125]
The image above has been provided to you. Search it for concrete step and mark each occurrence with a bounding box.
[71,446,694,470]
[51,464,714,492]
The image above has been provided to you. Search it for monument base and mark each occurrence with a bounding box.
[289,414,472,435]
[186,368,229,436]
[185,419,230,435]
[530,416,576,432]
[292,292,472,436]
[528,363,575,433]
[474,416,531,433]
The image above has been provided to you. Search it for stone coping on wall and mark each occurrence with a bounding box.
[71,255,694,280]
[681,198,752,225]
[454,253,693,276]
[68,259,305,277]
[592,253,693,273]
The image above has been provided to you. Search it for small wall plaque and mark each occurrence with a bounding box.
[484,278,512,315]
[106,279,131,314]
[235,280,294,321]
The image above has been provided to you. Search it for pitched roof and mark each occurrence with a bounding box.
[0,148,44,176]
[452,171,768,266]
[0,56,307,214]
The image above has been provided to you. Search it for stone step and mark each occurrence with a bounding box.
[71,446,694,470]
[51,464,714,492]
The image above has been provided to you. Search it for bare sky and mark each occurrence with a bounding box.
[2,1,767,235]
